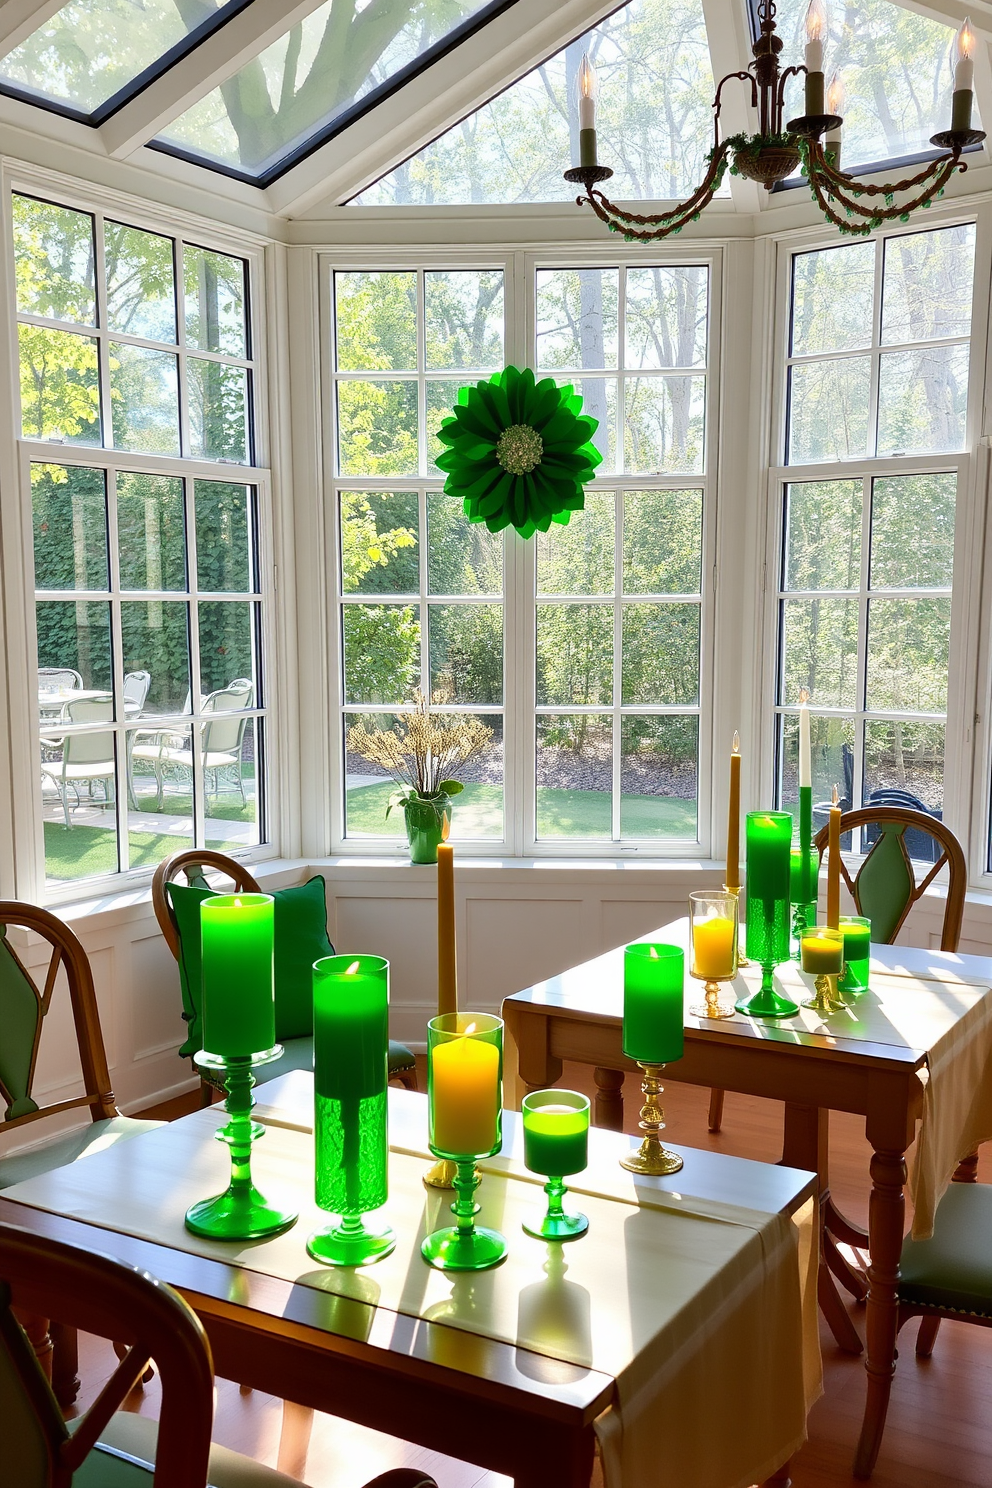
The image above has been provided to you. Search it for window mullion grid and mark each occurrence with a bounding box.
[185,474,205,849]
[867,238,885,459]
[852,471,873,851]
[417,271,427,482]
[616,269,626,479]
[93,209,113,450]
[175,236,191,459]
[419,485,430,704]
[104,465,128,872]
[613,488,623,843]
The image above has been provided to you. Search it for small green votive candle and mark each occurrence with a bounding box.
[200,893,275,1058]
[522,1089,590,1241]
[838,916,871,993]
[623,944,685,1065]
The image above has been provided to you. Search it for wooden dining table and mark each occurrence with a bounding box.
[501,918,992,1477]
[1,1075,816,1488]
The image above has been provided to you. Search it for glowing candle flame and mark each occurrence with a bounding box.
[957,17,976,61]
[732,730,740,754]
[346,960,360,975]
[832,783,839,806]
[827,72,845,112]
[805,0,826,44]
[578,52,597,100]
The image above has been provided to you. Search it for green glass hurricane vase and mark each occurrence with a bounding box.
[521,1090,590,1241]
[738,812,799,1018]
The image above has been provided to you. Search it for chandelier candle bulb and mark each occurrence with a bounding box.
[623,944,685,1064]
[953,18,976,131]
[200,894,275,1058]
[825,73,844,166]
[804,0,826,114]
[827,784,842,929]
[437,843,457,1018]
[727,732,741,889]
[577,52,598,165]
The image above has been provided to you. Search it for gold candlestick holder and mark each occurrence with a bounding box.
[802,972,846,1015]
[690,978,737,1020]
[619,1064,684,1176]
[424,1158,458,1189]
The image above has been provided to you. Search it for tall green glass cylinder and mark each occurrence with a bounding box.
[308,954,394,1267]
[739,811,799,1018]
[201,893,276,1058]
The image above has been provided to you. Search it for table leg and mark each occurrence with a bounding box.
[512,1422,596,1488]
[761,1461,792,1487]
[50,1320,80,1407]
[593,1068,624,1131]
[14,1309,53,1381]
[854,1147,907,1479]
[781,1104,863,1356]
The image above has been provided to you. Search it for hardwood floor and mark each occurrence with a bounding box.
[72,1066,992,1488]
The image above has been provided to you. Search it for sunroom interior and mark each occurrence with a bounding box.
[2,0,992,1482]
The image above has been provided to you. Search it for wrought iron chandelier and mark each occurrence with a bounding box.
[564,0,986,239]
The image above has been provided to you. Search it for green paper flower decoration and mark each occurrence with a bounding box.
[435,365,602,538]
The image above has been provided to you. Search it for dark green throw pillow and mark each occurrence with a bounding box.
[167,874,334,1055]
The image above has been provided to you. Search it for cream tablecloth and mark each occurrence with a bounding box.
[6,1099,818,1488]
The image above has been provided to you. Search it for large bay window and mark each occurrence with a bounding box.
[15,191,270,890]
[329,256,715,855]
[772,222,978,853]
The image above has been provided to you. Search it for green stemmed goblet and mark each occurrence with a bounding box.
[521,1090,590,1241]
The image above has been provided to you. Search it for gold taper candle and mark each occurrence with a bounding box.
[726,732,741,889]
[437,842,457,1017]
[826,784,841,930]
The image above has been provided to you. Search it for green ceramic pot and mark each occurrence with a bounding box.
[404,793,452,864]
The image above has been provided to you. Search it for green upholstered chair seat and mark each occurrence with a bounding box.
[250,1036,416,1086]
[900,1182,992,1317]
[0,1116,162,1190]
[88,1411,302,1486]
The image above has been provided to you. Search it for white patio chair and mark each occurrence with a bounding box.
[38,667,84,723]
[131,680,253,808]
[40,699,116,828]
[123,669,152,716]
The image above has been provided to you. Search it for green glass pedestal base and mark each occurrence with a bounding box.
[735,963,799,1018]
[185,1185,297,1240]
[307,1215,395,1267]
[522,1177,588,1241]
[422,1157,507,1271]
[421,1223,507,1271]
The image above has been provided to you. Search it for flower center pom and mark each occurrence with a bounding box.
[496,423,543,475]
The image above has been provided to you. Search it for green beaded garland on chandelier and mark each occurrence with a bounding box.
[435,365,602,539]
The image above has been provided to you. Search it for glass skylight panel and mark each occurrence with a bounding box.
[0,0,246,117]
[354,0,723,205]
[156,0,503,180]
[769,0,975,171]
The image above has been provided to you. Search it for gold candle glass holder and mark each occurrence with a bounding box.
[688,889,738,1020]
[800,926,846,1014]
[619,1064,684,1176]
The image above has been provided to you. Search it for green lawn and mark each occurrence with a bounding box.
[44,792,255,882]
[345,780,696,840]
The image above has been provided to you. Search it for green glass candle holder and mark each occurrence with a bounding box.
[622,944,685,1062]
[738,811,799,1018]
[307,955,394,1269]
[838,915,871,995]
[521,1090,589,1241]
[800,926,846,1014]
[790,847,819,959]
[422,1012,507,1272]
[185,1046,298,1240]
[200,894,277,1057]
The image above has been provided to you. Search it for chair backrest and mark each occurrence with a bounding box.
[814,806,966,951]
[0,1221,213,1488]
[0,901,117,1134]
[63,699,115,766]
[151,850,261,961]
[38,668,82,692]
[123,670,152,710]
[201,682,252,757]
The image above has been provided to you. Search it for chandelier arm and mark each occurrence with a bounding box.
[586,142,731,229]
[776,65,805,107]
[714,70,758,119]
[806,140,964,197]
[586,179,724,241]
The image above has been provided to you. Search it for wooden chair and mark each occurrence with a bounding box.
[0,1218,438,1488]
[151,850,418,1106]
[707,805,967,1136]
[855,1181,992,1477]
[0,900,163,1404]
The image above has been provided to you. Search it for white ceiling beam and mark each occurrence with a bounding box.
[0,0,66,59]
[887,0,992,38]
[267,0,634,217]
[99,0,330,160]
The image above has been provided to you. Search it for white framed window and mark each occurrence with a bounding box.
[326,250,718,857]
[10,187,273,894]
[769,219,985,861]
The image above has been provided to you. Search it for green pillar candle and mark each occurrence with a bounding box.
[200,894,275,1058]
[838,916,871,993]
[745,812,792,965]
[522,1091,590,1177]
[622,944,685,1064]
[312,954,389,1224]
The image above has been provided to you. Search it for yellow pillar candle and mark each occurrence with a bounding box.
[437,843,457,1018]
[726,733,741,889]
[431,1030,500,1157]
[692,916,737,979]
[801,927,844,974]
[826,784,842,930]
